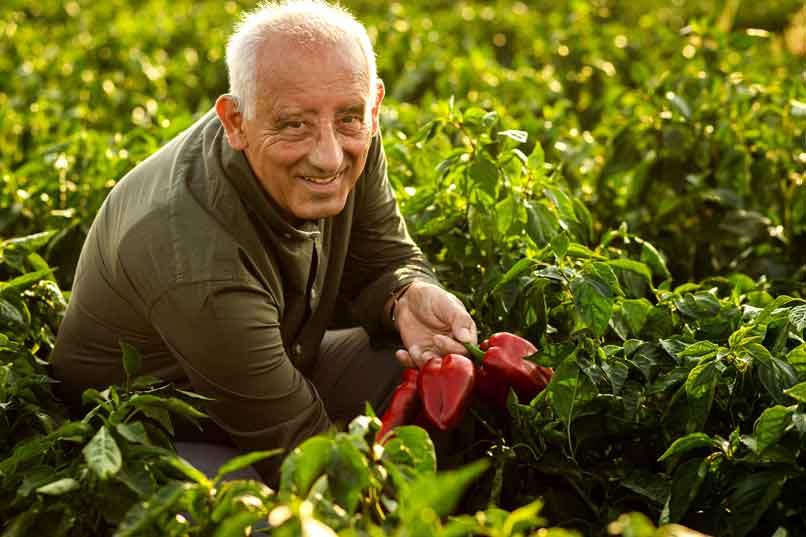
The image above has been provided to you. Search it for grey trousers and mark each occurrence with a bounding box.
[176,327,403,481]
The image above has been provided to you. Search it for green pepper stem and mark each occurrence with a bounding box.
[464,342,486,366]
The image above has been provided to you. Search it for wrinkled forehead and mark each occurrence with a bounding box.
[255,32,371,94]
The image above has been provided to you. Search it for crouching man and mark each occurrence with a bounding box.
[50,0,477,483]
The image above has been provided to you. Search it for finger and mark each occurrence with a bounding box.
[433,333,469,355]
[395,349,416,368]
[421,349,440,363]
[450,310,478,344]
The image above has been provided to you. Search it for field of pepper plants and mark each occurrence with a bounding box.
[1,0,805,535]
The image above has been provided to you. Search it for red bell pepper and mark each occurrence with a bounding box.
[466,332,553,409]
[375,368,421,443]
[418,354,476,430]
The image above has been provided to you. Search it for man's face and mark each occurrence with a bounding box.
[238,36,383,224]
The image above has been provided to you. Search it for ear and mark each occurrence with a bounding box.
[369,78,385,137]
[215,94,249,150]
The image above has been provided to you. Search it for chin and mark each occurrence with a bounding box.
[294,199,349,221]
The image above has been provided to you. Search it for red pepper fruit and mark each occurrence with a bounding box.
[418,354,476,431]
[467,332,553,409]
[375,368,421,443]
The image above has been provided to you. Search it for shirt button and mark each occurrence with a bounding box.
[310,288,317,300]
[293,343,303,357]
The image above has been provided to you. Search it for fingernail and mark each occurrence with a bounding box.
[409,345,421,359]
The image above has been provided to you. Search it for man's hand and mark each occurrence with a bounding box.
[391,281,478,368]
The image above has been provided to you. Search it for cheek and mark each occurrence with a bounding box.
[261,144,308,170]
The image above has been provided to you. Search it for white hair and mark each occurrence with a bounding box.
[224,0,377,120]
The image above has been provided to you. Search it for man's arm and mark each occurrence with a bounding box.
[341,135,441,340]
[344,136,478,360]
[149,281,331,482]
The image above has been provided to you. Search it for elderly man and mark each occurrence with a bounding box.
[50,0,476,481]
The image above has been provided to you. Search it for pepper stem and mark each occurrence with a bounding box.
[464,342,486,366]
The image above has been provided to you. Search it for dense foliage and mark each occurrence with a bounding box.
[1,0,804,535]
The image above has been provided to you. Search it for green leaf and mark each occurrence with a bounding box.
[381,425,436,476]
[570,265,618,337]
[0,298,26,331]
[328,435,371,514]
[214,449,282,484]
[786,344,806,380]
[399,460,488,520]
[609,512,659,536]
[572,197,594,245]
[2,230,58,251]
[279,436,333,498]
[527,141,545,174]
[665,91,691,119]
[601,359,629,395]
[621,470,670,507]
[490,258,534,294]
[749,343,799,404]
[212,512,264,537]
[129,403,173,434]
[685,359,719,431]
[607,258,653,287]
[116,422,150,445]
[162,454,212,486]
[120,340,142,381]
[0,509,38,537]
[83,426,122,479]
[754,296,803,326]
[36,477,79,495]
[551,231,570,261]
[544,186,581,238]
[674,292,721,320]
[127,394,207,426]
[468,154,498,198]
[753,405,794,454]
[112,482,192,537]
[784,382,806,403]
[658,433,717,463]
[728,471,787,537]
[116,460,157,498]
[637,238,670,280]
[679,341,719,359]
[503,499,546,535]
[566,242,606,260]
[790,305,806,333]
[495,195,522,235]
[525,201,559,246]
[620,299,653,336]
[497,129,527,143]
[549,352,581,427]
[664,457,708,523]
[0,269,56,295]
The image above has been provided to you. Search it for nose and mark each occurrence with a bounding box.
[307,121,344,174]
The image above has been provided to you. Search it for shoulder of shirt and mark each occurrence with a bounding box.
[98,111,272,305]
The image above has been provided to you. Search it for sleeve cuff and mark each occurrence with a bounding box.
[350,266,440,346]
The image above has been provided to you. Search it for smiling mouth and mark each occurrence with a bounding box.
[300,171,345,185]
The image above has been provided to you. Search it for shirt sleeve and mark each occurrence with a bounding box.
[343,134,441,340]
[149,281,332,482]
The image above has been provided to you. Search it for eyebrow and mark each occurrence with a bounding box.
[338,104,365,114]
[272,102,366,122]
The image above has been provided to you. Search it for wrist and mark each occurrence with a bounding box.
[387,282,416,332]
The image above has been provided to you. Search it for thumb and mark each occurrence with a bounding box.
[451,312,478,344]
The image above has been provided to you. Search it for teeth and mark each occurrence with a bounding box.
[302,173,340,184]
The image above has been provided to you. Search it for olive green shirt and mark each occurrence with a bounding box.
[50,110,437,477]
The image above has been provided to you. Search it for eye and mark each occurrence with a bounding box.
[341,115,362,125]
[282,120,304,130]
